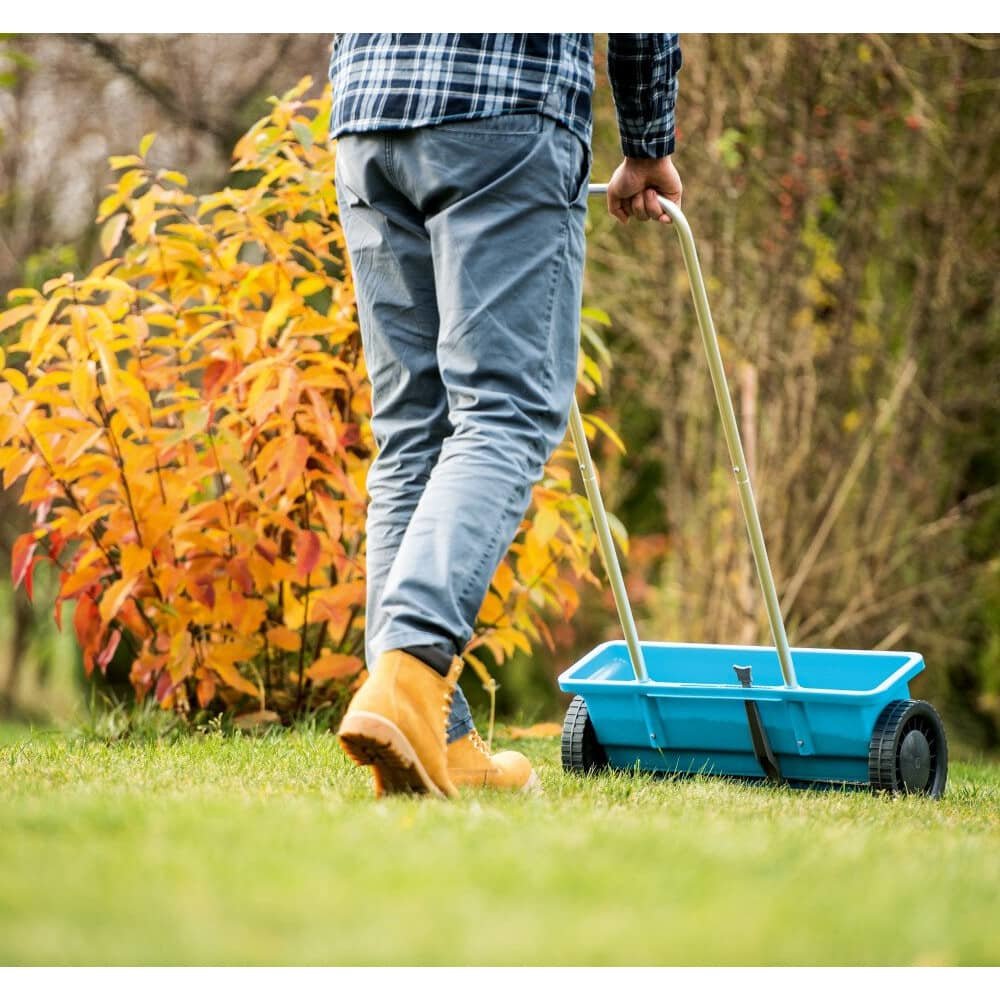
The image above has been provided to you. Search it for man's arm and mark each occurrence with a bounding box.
[605,33,683,224]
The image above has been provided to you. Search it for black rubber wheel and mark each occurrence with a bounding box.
[868,700,948,799]
[561,696,608,773]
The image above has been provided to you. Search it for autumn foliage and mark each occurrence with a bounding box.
[0,78,616,719]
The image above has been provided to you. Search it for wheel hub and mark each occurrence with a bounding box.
[899,729,931,791]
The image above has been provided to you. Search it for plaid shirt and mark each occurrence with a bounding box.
[328,33,682,158]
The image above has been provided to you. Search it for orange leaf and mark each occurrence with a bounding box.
[306,652,363,682]
[266,625,301,652]
[212,659,260,698]
[313,491,342,541]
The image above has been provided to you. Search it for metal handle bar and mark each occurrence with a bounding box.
[573,183,798,688]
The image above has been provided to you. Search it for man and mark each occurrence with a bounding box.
[329,33,682,798]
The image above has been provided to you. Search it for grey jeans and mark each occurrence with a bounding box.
[335,112,589,740]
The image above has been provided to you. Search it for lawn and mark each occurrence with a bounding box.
[1,721,998,966]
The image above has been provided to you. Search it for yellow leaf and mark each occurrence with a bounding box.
[97,192,122,222]
[98,575,137,623]
[533,505,561,545]
[585,413,627,454]
[295,276,326,297]
[491,560,515,600]
[117,168,147,201]
[462,651,495,690]
[0,304,36,335]
[139,132,156,158]
[478,590,505,625]
[2,368,28,394]
[109,154,143,170]
[25,295,61,352]
[93,336,119,397]
[121,544,152,579]
[157,169,188,187]
[100,213,129,258]
[261,292,293,342]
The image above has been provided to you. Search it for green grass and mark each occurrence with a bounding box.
[1,722,998,966]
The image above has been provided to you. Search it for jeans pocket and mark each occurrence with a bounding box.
[558,126,592,207]
[434,112,545,139]
[571,137,593,206]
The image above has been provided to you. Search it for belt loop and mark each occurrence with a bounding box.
[383,132,398,186]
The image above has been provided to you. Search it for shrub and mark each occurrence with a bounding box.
[0,78,617,720]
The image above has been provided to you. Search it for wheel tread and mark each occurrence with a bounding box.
[561,696,608,773]
[868,699,947,799]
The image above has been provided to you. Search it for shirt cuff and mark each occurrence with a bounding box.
[619,125,676,159]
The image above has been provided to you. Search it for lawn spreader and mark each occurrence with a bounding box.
[558,184,947,798]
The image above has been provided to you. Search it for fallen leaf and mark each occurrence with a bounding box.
[233,710,281,730]
[507,722,562,740]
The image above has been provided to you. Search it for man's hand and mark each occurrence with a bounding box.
[607,155,682,224]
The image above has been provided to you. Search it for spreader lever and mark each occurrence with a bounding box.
[733,666,784,784]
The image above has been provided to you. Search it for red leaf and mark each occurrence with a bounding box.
[191,575,216,609]
[254,540,277,565]
[155,671,174,704]
[73,591,102,648]
[196,673,217,707]
[295,529,321,578]
[48,530,66,564]
[73,591,104,677]
[203,358,239,399]
[11,533,36,587]
[230,557,254,595]
[11,534,38,601]
[96,629,122,673]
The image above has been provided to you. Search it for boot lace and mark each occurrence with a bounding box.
[468,728,492,758]
[445,657,497,753]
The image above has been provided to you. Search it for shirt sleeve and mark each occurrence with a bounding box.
[606,33,683,158]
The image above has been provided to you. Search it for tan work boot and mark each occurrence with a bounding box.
[338,650,462,798]
[447,729,540,793]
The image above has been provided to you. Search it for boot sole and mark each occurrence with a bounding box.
[523,769,542,795]
[338,711,447,799]
[449,767,542,794]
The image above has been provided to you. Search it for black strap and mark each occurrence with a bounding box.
[734,666,784,784]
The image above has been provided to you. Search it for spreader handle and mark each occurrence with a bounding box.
[586,183,799,689]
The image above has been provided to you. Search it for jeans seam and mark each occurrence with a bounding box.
[538,212,572,405]
[454,478,524,631]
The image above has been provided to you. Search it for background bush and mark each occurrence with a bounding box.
[0,79,614,721]
[0,35,997,748]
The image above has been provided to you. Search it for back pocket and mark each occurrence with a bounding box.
[434,112,545,139]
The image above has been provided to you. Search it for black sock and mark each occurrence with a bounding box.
[402,644,455,677]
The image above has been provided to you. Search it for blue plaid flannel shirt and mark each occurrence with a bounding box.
[328,33,682,158]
